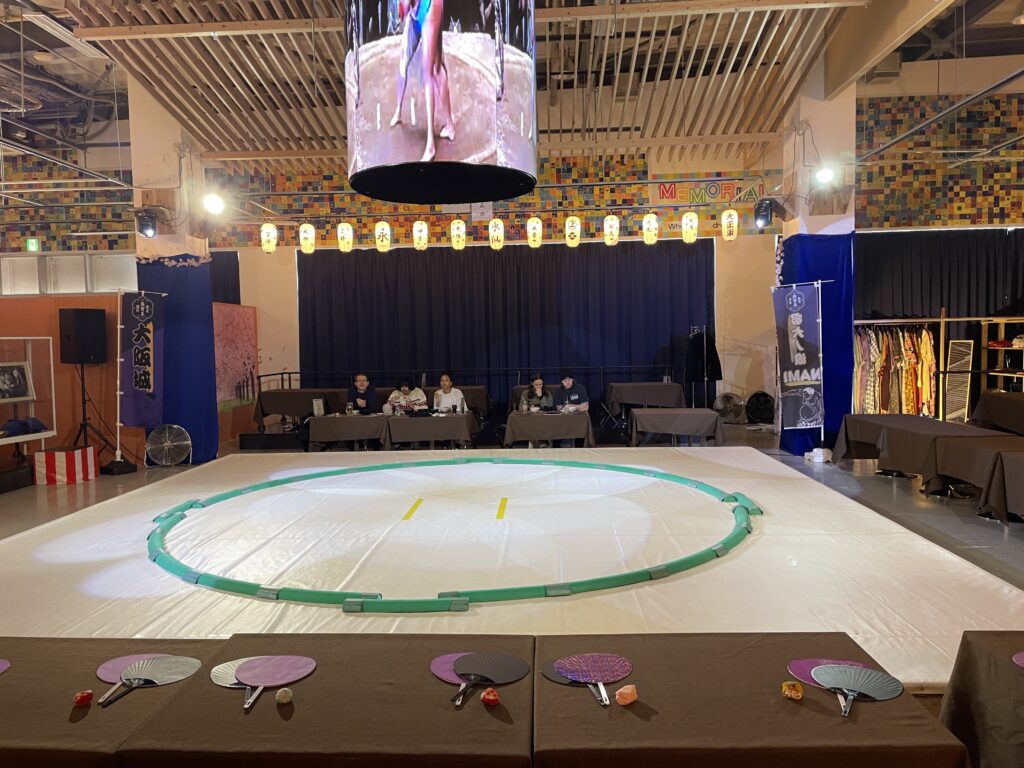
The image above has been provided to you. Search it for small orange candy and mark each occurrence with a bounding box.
[480,687,500,707]
[781,681,804,701]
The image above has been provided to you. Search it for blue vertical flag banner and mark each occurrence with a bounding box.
[773,282,825,430]
[120,291,165,427]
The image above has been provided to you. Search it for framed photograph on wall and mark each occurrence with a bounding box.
[0,360,34,404]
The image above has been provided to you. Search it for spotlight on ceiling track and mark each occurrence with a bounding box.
[136,209,158,239]
[203,193,225,215]
[754,198,773,231]
[815,167,835,185]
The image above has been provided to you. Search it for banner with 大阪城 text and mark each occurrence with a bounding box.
[119,291,165,427]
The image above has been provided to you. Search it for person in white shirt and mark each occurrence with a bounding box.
[433,372,465,412]
[387,377,428,413]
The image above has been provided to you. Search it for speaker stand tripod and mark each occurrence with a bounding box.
[71,363,137,474]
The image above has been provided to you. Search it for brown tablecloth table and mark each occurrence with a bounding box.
[385,412,480,449]
[253,388,347,427]
[832,415,1003,489]
[503,412,595,447]
[534,632,967,768]
[255,386,490,427]
[607,382,684,416]
[971,390,1024,435]
[628,408,726,446]
[118,633,535,768]
[934,434,1024,523]
[940,631,1024,768]
[307,413,389,445]
[980,450,1024,524]
[0,637,223,768]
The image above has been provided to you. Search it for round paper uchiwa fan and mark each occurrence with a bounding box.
[554,653,633,707]
[96,653,172,704]
[210,657,262,688]
[450,652,530,706]
[430,653,471,685]
[1013,651,1024,669]
[810,664,903,718]
[100,655,202,708]
[541,659,609,706]
[0,659,10,676]
[787,658,869,689]
[146,424,192,467]
[234,655,317,711]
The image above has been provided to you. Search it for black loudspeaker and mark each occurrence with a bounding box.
[59,308,107,364]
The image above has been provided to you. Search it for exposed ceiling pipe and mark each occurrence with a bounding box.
[0,131,129,186]
[949,131,1024,168]
[858,66,1024,161]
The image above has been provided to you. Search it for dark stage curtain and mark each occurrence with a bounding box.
[210,251,241,305]
[297,239,716,405]
[137,256,220,463]
[854,229,1024,319]
[779,234,855,456]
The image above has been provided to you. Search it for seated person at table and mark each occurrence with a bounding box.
[387,377,428,413]
[519,374,553,410]
[553,370,589,412]
[347,373,380,414]
[433,372,466,412]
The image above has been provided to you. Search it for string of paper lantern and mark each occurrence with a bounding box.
[255,208,759,253]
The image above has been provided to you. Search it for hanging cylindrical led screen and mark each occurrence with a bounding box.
[345,0,536,204]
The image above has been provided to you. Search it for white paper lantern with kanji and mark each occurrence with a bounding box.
[260,222,278,254]
[450,219,467,250]
[642,213,659,245]
[413,220,429,251]
[721,209,739,242]
[526,216,543,249]
[488,218,504,251]
[565,216,581,248]
[681,211,699,244]
[603,214,620,246]
[374,221,391,252]
[337,222,354,252]
[299,223,317,254]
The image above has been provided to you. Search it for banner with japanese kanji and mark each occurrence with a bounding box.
[773,282,825,430]
[120,291,165,427]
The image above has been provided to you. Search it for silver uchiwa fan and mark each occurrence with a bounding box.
[146,424,192,467]
[810,664,903,717]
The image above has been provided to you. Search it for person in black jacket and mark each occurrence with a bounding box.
[347,372,380,414]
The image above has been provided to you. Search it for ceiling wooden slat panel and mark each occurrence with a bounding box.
[67,1,845,168]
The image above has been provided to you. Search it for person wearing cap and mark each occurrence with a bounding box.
[553,370,589,412]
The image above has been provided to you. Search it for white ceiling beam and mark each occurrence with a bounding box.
[536,1,868,24]
[823,0,958,99]
[75,18,345,41]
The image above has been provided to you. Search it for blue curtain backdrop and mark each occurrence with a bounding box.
[137,257,219,463]
[297,239,716,406]
[779,234,854,455]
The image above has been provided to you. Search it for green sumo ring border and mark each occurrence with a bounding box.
[148,457,762,614]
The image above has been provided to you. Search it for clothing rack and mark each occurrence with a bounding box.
[853,310,1024,420]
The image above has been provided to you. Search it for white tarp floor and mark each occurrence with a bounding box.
[1,446,1022,693]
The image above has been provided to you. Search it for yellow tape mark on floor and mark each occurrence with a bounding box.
[496,497,508,520]
[403,498,424,520]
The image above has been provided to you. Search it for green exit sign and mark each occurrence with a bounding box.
[25,237,41,252]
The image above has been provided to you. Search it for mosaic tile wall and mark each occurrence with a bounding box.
[1,153,134,252]
[857,93,1024,229]
[207,155,782,250]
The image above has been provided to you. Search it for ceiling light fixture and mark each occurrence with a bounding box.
[136,210,157,239]
[203,193,225,215]
[815,167,835,185]
[754,198,773,231]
